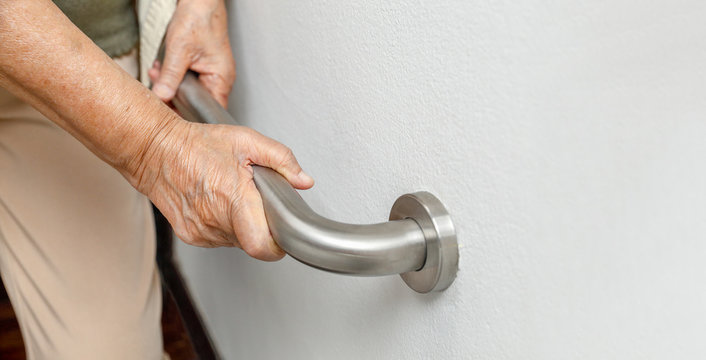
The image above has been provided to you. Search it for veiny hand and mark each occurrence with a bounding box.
[150,0,235,107]
[133,121,314,261]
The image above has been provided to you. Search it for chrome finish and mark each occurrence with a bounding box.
[254,167,426,275]
[390,192,459,292]
[172,71,459,291]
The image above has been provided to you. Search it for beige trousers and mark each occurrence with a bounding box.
[0,51,164,359]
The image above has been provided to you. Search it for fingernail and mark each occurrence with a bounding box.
[298,171,314,184]
[152,83,175,100]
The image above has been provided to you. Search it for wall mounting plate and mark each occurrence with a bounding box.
[390,192,459,293]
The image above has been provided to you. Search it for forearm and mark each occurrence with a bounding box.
[0,0,181,187]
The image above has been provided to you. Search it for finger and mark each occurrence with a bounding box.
[245,130,314,189]
[231,171,285,261]
[149,71,178,111]
[196,57,235,107]
[152,43,191,102]
[199,72,232,108]
[148,60,161,83]
[189,52,236,108]
[148,67,160,83]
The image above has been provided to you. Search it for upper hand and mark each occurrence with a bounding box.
[150,0,235,107]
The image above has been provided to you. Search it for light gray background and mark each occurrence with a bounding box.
[175,1,706,358]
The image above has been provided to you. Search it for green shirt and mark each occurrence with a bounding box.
[53,0,139,57]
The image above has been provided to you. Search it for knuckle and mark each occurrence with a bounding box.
[278,147,296,167]
[175,227,207,247]
[174,228,190,242]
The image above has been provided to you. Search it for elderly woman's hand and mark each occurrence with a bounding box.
[150,0,235,107]
[131,121,314,261]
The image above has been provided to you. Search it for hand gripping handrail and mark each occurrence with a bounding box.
[172,72,459,292]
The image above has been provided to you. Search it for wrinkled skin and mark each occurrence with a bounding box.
[134,121,314,260]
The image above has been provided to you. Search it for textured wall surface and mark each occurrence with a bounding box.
[175,1,706,359]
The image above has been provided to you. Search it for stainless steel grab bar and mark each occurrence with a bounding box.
[172,72,459,292]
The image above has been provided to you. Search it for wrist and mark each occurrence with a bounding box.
[116,103,189,194]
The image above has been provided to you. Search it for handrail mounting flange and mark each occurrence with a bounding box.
[390,192,459,293]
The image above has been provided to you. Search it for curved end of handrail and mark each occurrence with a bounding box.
[253,166,427,276]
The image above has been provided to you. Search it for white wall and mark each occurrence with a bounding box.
[175,1,706,359]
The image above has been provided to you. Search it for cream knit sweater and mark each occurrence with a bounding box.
[137,0,177,87]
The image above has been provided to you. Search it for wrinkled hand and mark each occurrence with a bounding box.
[150,0,235,107]
[134,121,314,260]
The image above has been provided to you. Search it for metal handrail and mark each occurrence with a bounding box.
[172,72,458,292]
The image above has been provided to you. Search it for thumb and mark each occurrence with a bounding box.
[152,45,191,102]
[245,130,314,190]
